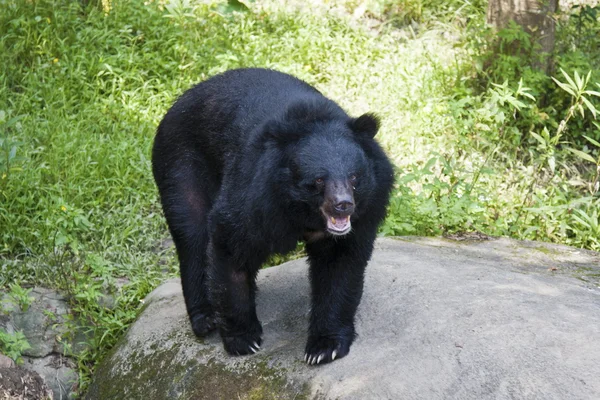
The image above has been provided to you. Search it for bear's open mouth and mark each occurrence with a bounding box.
[325,215,352,235]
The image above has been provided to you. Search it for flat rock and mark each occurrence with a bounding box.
[86,237,600,400]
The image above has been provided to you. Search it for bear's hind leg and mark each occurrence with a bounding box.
[177,227,216,337]
[208,239,263,355]
[157,165,217,337]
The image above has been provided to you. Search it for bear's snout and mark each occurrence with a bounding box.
[333,199,354,214]
[324,180,355,215]
[321,180,355,235]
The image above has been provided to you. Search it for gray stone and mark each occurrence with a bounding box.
[158,238,175,251]
[97,293,116,310]
[0,354,15,368]
[0,287,81,400]
[13,310,57,358]
[5,289,69,358]
[23,354,78,400]
[0,287,90,359]
[86,237,600,400]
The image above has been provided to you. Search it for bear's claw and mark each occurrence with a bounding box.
[304,335,351,366]
[222,331,262,356]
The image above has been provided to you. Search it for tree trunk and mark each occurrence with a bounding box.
[487,0,559,73]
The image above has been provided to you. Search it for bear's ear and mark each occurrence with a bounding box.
[349,113,380,139]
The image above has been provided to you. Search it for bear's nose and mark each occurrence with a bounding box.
[334,200,354,214]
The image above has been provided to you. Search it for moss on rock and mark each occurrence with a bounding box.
[86,340,309,400]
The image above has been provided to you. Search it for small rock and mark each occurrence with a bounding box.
[153,238,174,253]
[13,310,57,357]
[2,287,70,358]
[97,293,116,310]
[0,287,90,359]
[23,354,78,400]
[114,278,130,290]
[0,354,15,368]
[0,287,81,399]
[0,366,54,400]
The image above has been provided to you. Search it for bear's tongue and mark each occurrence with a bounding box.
[326,215,351,233]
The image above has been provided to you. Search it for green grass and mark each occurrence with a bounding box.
[1,0,599,395]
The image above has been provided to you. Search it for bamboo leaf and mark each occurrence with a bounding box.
[552,77,577,97]
[574,70,583,91]
[581,96,597,118]
[583,135,600,148]
[567,147,597,163]
[560,69,578,90]
[586,70,592,85]
[530,131,546,146]
[521,91,536,101]
[548,155,555,173]
[507,98,526,110]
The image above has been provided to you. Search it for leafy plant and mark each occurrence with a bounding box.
[552,69,600,123]
[0,329,31,364]
[163,0,197,26]
[567,132,600,196]
[8,283,34,312]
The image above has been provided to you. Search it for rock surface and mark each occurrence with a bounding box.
[22,354,78,400]
[87,237,600,400]
[1,288,70,358]
[0,288,80,399]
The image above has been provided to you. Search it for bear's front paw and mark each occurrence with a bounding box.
[190,312,217,337]
[222,328,263,356]
[304,334,353,365]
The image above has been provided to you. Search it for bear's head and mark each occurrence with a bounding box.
[263,100,381,236]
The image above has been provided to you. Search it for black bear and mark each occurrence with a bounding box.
[152,68,394,365]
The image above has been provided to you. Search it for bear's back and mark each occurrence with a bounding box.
[156,68,324,174]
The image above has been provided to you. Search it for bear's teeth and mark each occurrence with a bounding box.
[331,217,336,224]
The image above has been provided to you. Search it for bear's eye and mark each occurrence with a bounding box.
[350,174,358,183]
[315,177,324,186]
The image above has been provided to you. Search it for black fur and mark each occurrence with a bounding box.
[152,68,394,364]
